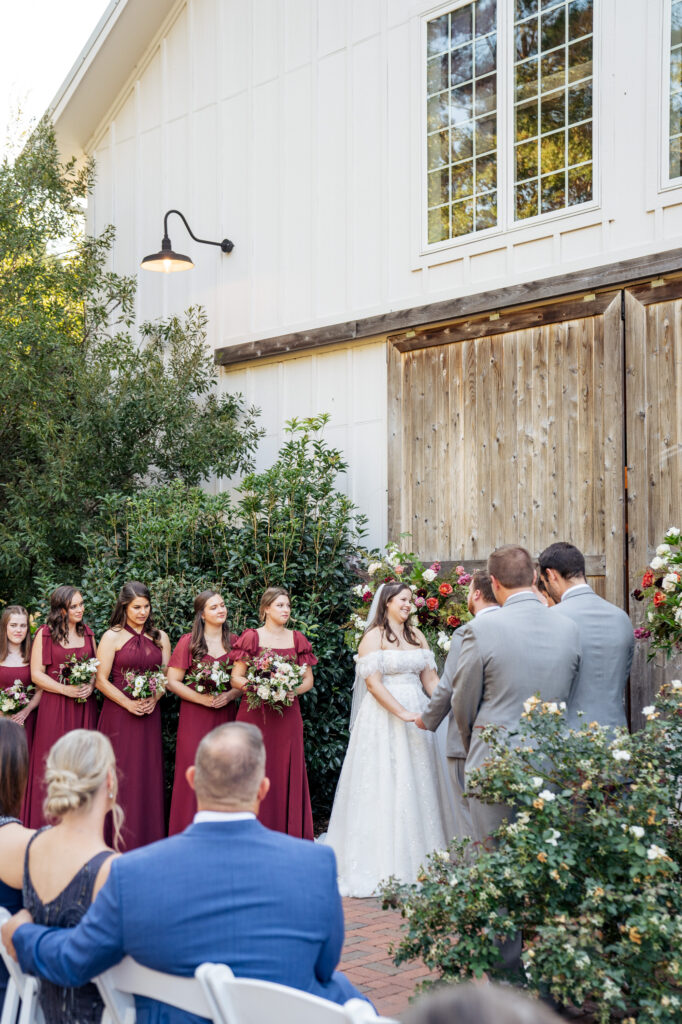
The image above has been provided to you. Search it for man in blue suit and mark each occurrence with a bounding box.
[2,722,366,1024]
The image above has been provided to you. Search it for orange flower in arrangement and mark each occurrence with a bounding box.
[447,615,461,628]
[426,597,439,611]
[653,591,667,607]
[439,582,453,596]
[642,569,654,588]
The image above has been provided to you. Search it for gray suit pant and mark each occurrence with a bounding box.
[447,757,473,839]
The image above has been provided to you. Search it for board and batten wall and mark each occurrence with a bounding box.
[85,0,682,362]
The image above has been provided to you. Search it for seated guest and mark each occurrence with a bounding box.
[23,730,120,1024]
[0,720,34,1006]
[2,722,368,1024]
[538,542,634,730]
[405,981,562,1024]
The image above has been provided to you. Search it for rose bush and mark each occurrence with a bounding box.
[381,681,682,1022]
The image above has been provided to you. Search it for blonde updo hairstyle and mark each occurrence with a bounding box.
[258,587,290,622]
[43,730,124,850]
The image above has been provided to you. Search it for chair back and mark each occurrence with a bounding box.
[0,907,45,1024]
[96,956,217,1024]
[197,962,395,1024]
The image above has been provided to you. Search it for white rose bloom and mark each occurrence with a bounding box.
[559,701,566,710]
[656,544,671,557]
[538,790,555,802]
[662,573,679,592]
[629,825,645,839]
[435,850,450,862]
[666,527,681,537]
[671,679,682,690]
[531,777,543,788]
[367,562,383,576]
[546,829,561,847]
[642,706,656,716]
[675,608,682,626]
[612,749,631,762]
[422,569,436,582]
[257,684,271,700]
[410,584,418,592]
[353,584,365,597]
[650,556,666,571]
[647,844,667,861]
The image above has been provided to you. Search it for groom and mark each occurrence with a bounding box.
[2,723,366,1023]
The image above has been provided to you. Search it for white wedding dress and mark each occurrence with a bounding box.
[322,648,457,897]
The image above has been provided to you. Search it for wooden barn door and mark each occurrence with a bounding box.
[625,280,682,724]
[387,291,626,606]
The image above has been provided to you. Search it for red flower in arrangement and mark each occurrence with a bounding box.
[458,573,473,586]
[429,562,441,573]
[415,588,428,598]
[633,626,652,640]
[383,575,396,583]
[455,565,465,575]
[653,591,667,607]
[632,588,644,601]
[362,591,373,603]
[447,615,461,628]
[426,597,439,611]
[642,569,654,588]
[439,583,453,596]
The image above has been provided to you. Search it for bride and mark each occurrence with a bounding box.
[323,581,456,897]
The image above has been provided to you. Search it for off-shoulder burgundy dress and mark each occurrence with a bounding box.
[24,625,98,828]
[167,632,237,835]
[231,628,316,840]
[97,625,165,851]
[0,662,36,753]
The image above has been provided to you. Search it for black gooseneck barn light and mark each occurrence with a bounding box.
[141,209,234,273]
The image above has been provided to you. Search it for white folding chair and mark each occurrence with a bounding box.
[95,956,219,1024]
[196,962,398,1024]
[0,908,44,1024]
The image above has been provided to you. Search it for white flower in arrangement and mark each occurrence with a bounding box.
[662,572,680,592]
[449,874,458,886]
[531,777,543,788]
[629,825,645,840]
[353,584,365,597]
[666,527,680,538]
[367,562,383,576]
[410,584,418,592]
[674,608,682,626]
[612,749,631,762]
[422,568,436,582]
[671,679,682,690]
[648,610,655,622]
[646,844,667,861]
[546,829,561,847]
[538,790,555,802]
[642,705,656,717]
[650,555,666,571]
[436,631,451,654]
[656,544,671,557]
[256,684,271,700]
[435,850,450,863]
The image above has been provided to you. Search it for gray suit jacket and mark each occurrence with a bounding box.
[552,586,634,729]
[451,591,581,774]
[421,608,501,757]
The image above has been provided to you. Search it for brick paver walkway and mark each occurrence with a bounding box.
[339,898,436,1020]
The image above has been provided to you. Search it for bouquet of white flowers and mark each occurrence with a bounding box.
[122,669,167,700]
[0,679,33,716]
[184,661,232,694]
[59,654,99,702]
[244,650,305,715]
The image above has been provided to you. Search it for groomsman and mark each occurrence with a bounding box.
[415,570,499,838]
[451,545,581,849]
[538,541,634,730]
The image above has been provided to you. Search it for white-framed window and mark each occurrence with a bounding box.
[423,0,594,248]
[669,0,682,179]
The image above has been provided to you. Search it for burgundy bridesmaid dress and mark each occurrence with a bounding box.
[167,633,237,835]
[232,628,316,840]
[23,625,99,828]
[0,663,36,754]
[97,625,165,851]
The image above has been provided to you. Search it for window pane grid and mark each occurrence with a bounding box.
[670,0,682,178]
[427,0,498,243]
[513,0,593,219]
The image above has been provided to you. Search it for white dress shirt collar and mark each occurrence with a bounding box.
[475,604,500,617]
[561,582,593,601]
[193,810,256,824]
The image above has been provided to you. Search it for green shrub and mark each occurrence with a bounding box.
[37,416,365,817]
[381,682,682,1023]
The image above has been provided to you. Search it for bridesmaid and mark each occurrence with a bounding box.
[166,590,240,834]
[24,587,98,828]
[96,582,170,851]
[230,587,316,840]
[0,606,40,752]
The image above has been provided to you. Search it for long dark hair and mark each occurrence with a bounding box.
[190,590,232,664]
[367,582,421,648]
[109,581,162,648]
[46,586,85,645]
[0,605,31,663]
[0,719,29,819]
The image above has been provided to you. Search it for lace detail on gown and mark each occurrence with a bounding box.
[323,648,456,897]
